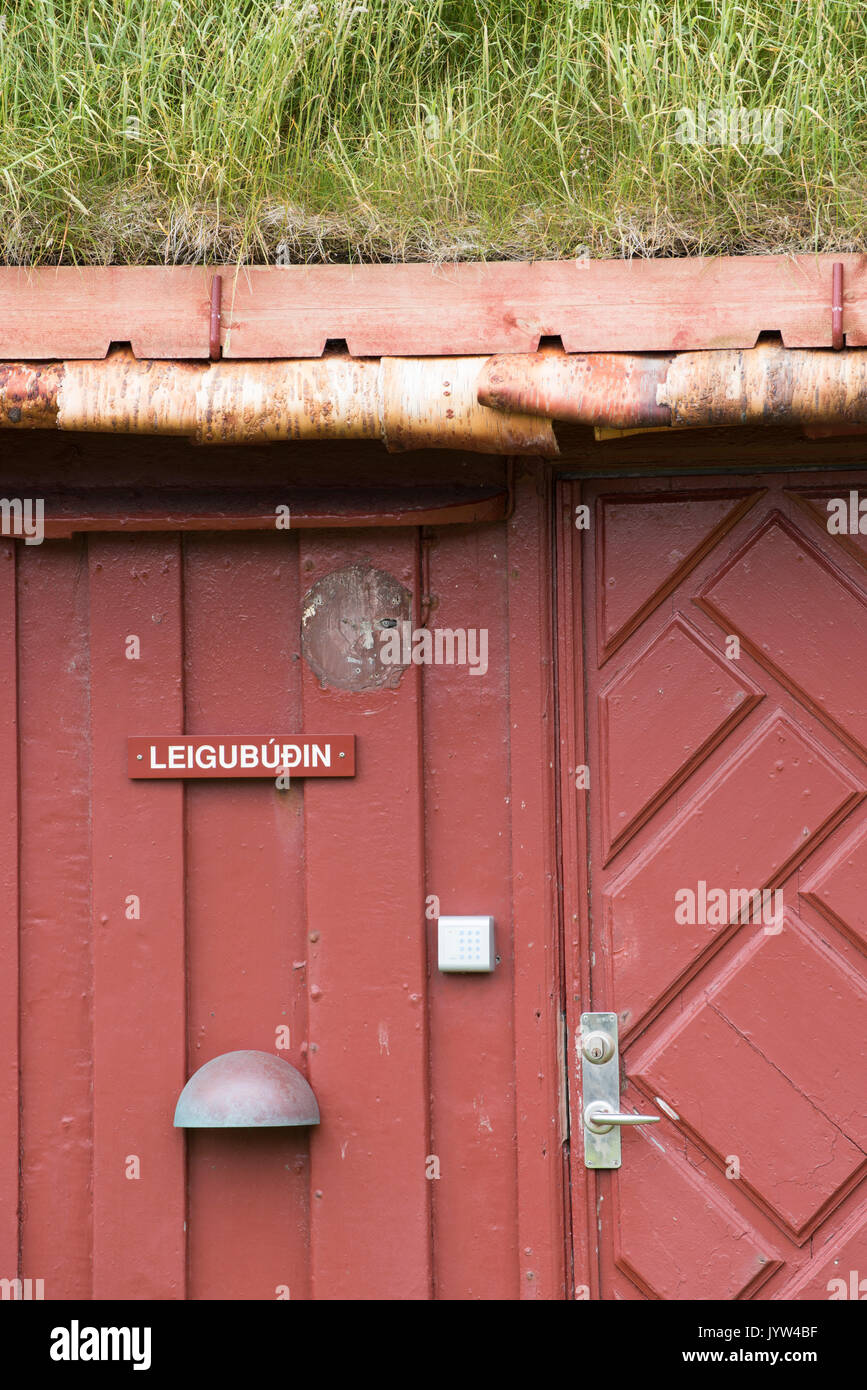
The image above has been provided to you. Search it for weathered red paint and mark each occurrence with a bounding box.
[3,253,867,1304]
[556,485,596,1299]
[0,255,866,359]
[0,541,17,1286]
[507,473,568,1298]
[300,564,411,692]
[562,471,867,1299]
[301,529,433,1299]
[89,536,186,1299]
[183,532,312,1301]
[424,516,519,1298]
[34,484,509,538]
[18,541,93,1297]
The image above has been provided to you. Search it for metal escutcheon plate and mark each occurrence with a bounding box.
[580,1011,621,1168]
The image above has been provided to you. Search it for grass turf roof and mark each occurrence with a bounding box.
[1,0,865,266]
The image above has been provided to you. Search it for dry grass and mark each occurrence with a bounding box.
[0,0,864,264]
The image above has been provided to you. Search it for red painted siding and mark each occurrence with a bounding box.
[0,444,563,1300]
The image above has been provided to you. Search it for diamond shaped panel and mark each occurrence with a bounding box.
[801,822,867,952]
[607,713,860,1034]
[600,615,762,859]
[598,490,759,661]
[631,918,867,1240]
[699,513,867,757]
[614,1123,778,1299]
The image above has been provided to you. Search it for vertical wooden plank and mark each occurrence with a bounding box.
[424,525,519,1298]
[19,540,93,1298]
[556,478,596,1299]
[0,541,18,1281]
[508,467,568,1298]
[89,536,186,1299]
[302,533,433,1300]
[184,533,311,1302]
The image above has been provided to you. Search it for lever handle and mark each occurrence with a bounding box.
[583,1100,661,1135]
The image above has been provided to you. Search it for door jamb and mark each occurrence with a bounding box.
[554,477,599,1299]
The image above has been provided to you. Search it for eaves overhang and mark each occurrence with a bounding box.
[0,253,864,360]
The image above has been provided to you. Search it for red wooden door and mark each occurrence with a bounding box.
[561,472,867,1300]
[0,447,564,1301]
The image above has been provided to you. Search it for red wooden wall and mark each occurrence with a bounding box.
[0,435,565,1301]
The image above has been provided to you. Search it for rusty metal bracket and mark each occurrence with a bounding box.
[209,275,223,360]
[832,262,844,350]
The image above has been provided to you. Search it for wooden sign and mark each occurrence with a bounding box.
[128,736,355,779]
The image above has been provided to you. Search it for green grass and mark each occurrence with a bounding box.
[0,0,865,264]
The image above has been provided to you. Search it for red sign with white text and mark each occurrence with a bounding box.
[128,735,355,778]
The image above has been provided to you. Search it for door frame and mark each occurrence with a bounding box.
[503,463,571,1298]
[554,478,596,1299]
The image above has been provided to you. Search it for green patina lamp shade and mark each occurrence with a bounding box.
[174,1050,320,1128]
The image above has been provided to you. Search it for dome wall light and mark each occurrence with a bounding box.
[173,1050,320,1129]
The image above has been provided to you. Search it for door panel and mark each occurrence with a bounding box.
[563,473,867,1300]
[3,473,564,1300]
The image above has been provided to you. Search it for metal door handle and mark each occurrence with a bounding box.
[583,1100,661,1135]
[580,1012,662,1167]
